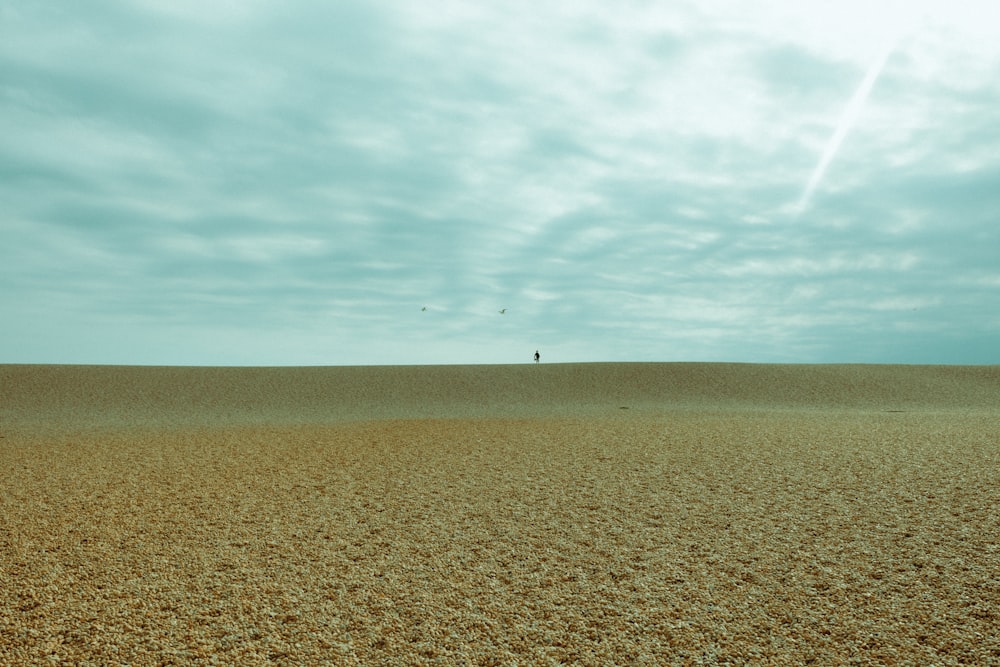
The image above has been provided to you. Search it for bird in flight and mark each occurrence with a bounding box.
[498,308,506,314]
[421,306,427,311]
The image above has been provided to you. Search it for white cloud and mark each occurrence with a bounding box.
[1,0,998,364]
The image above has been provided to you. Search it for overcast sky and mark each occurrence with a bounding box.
[3,1,999,365]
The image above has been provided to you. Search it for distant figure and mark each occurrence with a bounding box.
[534,350,540,363]
[499,308,507,315]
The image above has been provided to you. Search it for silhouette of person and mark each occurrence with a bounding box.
[534,350,540,363]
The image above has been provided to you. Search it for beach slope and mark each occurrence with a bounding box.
[2,363,998,664]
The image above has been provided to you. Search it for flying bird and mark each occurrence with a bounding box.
[421,306,427,311]
[498,308,506,314]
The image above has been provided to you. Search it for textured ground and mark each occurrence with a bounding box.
[1,363,998,665]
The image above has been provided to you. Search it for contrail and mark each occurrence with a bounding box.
[796,41,895,213]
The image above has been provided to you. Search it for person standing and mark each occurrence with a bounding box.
[534,350,540,363]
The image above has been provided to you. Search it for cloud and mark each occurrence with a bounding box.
[1,1,999,364]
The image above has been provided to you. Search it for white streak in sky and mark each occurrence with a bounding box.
[796,41,895,213]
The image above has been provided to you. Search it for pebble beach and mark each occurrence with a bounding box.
[2,363,998,665]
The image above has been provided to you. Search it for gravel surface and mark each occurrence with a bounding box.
[2,364,998,665]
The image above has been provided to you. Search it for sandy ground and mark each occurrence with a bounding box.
[1,363,998,665]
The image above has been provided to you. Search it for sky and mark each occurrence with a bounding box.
[3,0,999,366]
